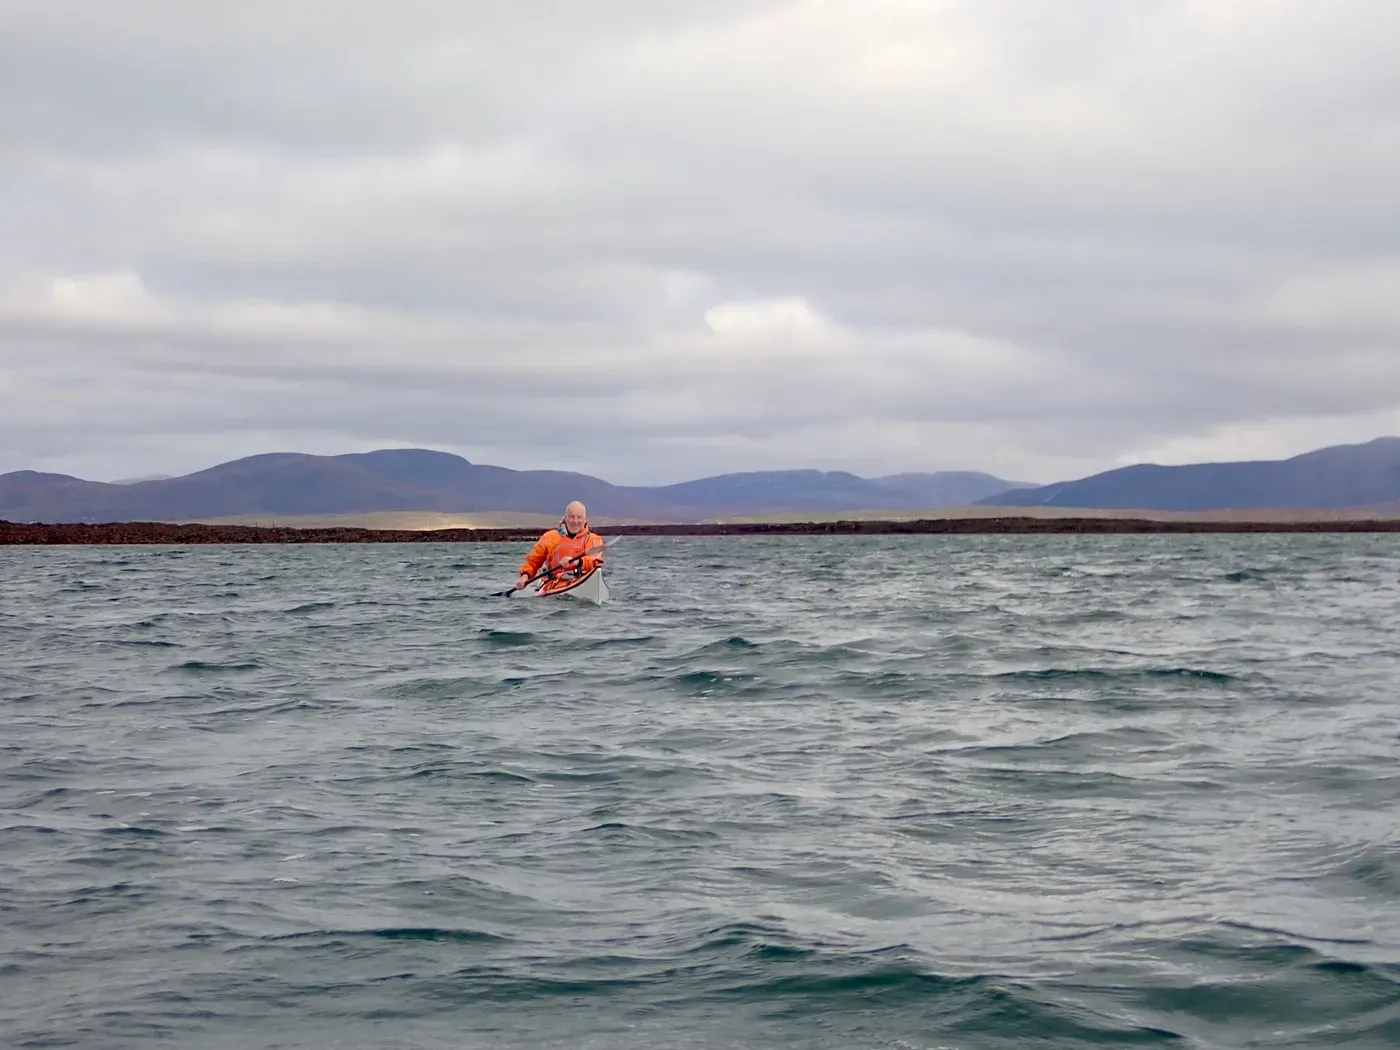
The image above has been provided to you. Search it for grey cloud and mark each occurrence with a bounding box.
[3,0,1400,486]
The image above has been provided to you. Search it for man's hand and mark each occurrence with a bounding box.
[516,573,529,589]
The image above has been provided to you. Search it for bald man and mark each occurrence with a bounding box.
[516,501,605,591]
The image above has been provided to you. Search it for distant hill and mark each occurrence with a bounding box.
[0,449,1025,524]
[979,437,1400,510]
[0,451,663,524]
[871,471,1035,508]
[642,469,1024,513]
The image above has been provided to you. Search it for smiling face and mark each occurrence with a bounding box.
[563,501,588,534]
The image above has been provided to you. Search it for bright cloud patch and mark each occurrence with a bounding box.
[703,298,829,339]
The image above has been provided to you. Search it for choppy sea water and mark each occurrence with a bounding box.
[3,534,1400,1050]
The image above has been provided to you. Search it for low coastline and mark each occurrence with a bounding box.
[4,516,1400,544]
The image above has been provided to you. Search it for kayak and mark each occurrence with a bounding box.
[512,566,610,605]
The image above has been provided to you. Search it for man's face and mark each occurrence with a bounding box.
[564,506,587,533]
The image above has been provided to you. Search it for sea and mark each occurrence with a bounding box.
[3,534,1399,1050]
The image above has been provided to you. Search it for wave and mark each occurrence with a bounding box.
[478,629,536,646]
[286,601,336,614]
[992,666,1237,684]
[203,697,327,716]
[575,821,722,844]
[1222,568,1283,583]
[171,660,262,674]
[262,926,508,946]
[663,669,766,697]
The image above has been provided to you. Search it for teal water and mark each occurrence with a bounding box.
[3,535,1399,1049]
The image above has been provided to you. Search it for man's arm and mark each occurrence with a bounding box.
[517,535,553,586]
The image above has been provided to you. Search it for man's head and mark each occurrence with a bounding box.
[562,501,588,535]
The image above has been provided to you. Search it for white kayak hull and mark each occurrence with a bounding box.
[512,567,610,605]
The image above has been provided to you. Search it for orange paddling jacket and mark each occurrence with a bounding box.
[518,522,604,582]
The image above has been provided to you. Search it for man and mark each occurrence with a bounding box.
[516,501,604,591]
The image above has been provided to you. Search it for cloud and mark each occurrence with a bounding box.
[1245,261,1400,333]
[2,0,1399,485]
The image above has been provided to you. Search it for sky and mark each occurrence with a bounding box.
[2,0,1399,487]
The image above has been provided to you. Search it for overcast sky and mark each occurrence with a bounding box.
[3,0,1399,486]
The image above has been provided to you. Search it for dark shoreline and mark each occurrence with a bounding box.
[4,517,1400,544]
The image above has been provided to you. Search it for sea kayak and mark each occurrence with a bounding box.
[511,566,610,605]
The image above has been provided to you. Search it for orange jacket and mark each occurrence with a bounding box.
[519,524,604,580]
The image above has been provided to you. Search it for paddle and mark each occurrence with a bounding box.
[489,536,620,597]
[488,559,579,598]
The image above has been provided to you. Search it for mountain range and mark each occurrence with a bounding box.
[981,437,1400,511]
[3,437,1398,524]
[0,449,1024,524]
